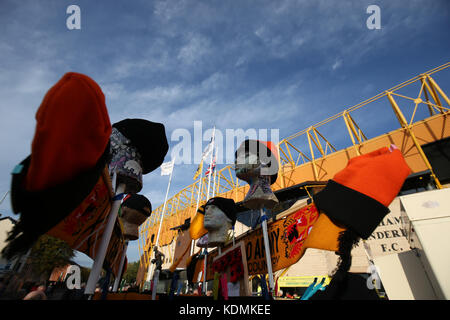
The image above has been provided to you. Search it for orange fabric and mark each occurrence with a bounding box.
[188,204,322,281]
[169,230,192,272]
[26,72,111,191]
[46,167,125,276]
[333,147,411,207]
[303,213,345,252]
[189,207,208,240]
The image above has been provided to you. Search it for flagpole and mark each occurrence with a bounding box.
[190,173,203,256]
[202,127,215,294]
[0,190,9,206]
[260,207,275,296]
[212,146,218,197]
[205,126,215,201]
[146,157,175,289]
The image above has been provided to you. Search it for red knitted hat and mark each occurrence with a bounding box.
[313,145,411,238]
[25,72,111,191]
[2,72,112,260]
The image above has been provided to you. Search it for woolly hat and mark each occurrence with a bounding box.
[304,146,411,299]
[235,140,279,185]
[122,194,152,217]
[3,72,112,259]
[25,72,111,191]
[112,119,169,175]
[205,197,237,226]
[313,145,411,239]
[189,197,237,240]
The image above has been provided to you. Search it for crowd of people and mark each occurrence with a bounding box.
[0,276,88,300]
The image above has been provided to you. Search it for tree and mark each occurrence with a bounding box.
[122,261,140,284]
[28,234,75,280]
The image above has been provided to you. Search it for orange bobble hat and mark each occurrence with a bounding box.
[3,72,112,259]
[305,145,411,299]
[313,145,411,239]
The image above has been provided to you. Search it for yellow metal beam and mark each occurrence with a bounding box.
[386,92,442,189]
[140,63,450,252]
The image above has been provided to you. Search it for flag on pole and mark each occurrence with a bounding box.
[201,138,214,161]
[193,160,203,180]
[160,159,175,176]
[205,158,216,177]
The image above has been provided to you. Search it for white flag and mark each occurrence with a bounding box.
[201,140,214,161]
[160,159,174,176]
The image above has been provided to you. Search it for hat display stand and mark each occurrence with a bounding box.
[84,171,126,297]
[109,127,144,194]
[234,140,279,297]
[86,120,168,298]
[120,194,152,241]
[234,142,279,210]
[86,128,147,297]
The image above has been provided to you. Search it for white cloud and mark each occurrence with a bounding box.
[332,59,343,70]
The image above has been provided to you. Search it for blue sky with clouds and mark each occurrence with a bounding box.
[0,0,449,266]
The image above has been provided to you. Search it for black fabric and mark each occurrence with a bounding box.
[313,180,390,239]
[2,144,110,260]
[205,197,237,226]
[121,194,151,217]
[112,119,169,175]
[186,253,202,286]
[310,273,381,300]
[309,229,381,300]
[170,218,191,231]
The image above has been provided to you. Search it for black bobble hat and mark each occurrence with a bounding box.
[205,197,237,226]
[122,194,152,217]
[112,119,169,174]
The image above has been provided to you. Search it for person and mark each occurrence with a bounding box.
[23,284,47,300]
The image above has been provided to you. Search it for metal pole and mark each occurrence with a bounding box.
[206,127,215,201]
[151,269,160,300]
[260,207,275,295]
[202,246,208,294]
[190,173,203,256]
[147,158,175,283]
[84,182,126,296]
[112,241,128,292]
[212,146,218,197]
[0,190,9,206]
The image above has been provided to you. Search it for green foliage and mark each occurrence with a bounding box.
[122,261,140,284]
[29,235,75,279]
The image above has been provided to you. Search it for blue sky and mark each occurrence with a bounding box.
[0,0,449,267]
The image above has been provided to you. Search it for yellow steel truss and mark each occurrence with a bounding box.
[138,62,450,267]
